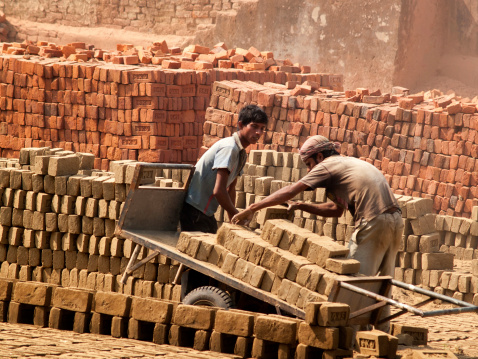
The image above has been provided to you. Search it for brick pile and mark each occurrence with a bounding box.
[2,40,319,73]
[0,278,382,358]
[0,54,341,169]
[394,196,453,286]
[0,149,185,301]
[204,81,478,218]
[177,220,361,311]
[437,207,478,260]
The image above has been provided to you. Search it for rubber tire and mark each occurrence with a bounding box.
[182,286,234,309]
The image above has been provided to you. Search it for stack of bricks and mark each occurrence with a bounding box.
[204,81,478,218]
[0,54,341,169]
[177,219,361,312]
[0,277,371,358]
[0,147,185,302]
[393,196,454,286]
[230,149,354,244]
[436,206,478,260]
[0,39,336,77]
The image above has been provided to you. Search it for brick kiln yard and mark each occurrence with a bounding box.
[1,10,478,359]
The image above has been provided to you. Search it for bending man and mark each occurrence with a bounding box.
[231,135,403,278]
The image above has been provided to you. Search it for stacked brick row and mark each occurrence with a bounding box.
[393,196,454,286]
[204,81,478,218]
[0,148,184,301]
[177,220,362,312]
[232,149,354,246]
[0,278,413,358]
[0,54,340,169]
[436,207,478,260]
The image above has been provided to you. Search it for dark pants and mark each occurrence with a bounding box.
[180,202,218,234]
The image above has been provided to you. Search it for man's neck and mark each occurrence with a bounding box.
[237,131,250,148]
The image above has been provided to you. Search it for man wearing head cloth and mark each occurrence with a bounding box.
[232,135,403,327]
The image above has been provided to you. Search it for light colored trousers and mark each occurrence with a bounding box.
[348,211,404,331]
[349,211,404,277]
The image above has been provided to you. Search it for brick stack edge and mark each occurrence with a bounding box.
[2,278,416,358]
[205,81,478,218]
[0,148,476,307]
[0,54,341,169]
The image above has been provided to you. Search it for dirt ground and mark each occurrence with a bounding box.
[392,259,478,359]
[392,302,478,359]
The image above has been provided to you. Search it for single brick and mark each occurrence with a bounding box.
[12,281,53,306]
[131,297,172,323]
[48,155,80,176]
[254,315,297,345]
[52,287,93,312]
[356,330,398,358]
[215,309,254,337]
[173,304,215,330]
[297,322,339,349]
[325,258,360,274]
[94,291,131,316]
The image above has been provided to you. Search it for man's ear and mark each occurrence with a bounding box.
[316,153,324,162]
[237,121,244,130]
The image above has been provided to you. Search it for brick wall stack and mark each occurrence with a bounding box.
[0,149,186,301]
[0,54,340,169]
[0,277,368,358]
[437,208,478,260]
[393,196,454,286]
[205,81,478,218]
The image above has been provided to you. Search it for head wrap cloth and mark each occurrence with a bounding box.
[299,135,340,162]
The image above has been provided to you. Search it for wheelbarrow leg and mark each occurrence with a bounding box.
[120,244,142,284]
[173,263,185,285]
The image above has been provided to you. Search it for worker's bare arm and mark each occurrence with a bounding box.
[288,200,344,218]
[213,168,238,222]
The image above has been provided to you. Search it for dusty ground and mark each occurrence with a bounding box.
[393,302,478,359]
[392,259,478,359]
[0,322,240,358]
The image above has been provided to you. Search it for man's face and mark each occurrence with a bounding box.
[304,153,324,172]
[239,122,266,145]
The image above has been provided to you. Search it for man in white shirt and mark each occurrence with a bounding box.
[180,104,268,233]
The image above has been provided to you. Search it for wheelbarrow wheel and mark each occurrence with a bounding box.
[183,286,234,309]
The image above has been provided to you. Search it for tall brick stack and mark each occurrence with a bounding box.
[0,53,341,170]
[205,81,478,218]
[393,196,454,286]
[0,148,186,301]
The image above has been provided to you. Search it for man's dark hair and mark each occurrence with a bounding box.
[238,104,268,127]
[320,149,340,159]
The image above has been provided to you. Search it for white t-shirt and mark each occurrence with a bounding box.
[186,132,246,216]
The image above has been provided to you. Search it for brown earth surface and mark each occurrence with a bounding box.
[392,259,478,359]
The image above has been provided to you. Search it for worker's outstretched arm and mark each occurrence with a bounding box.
[231,181,309,224]
[287,200,344,218]
[213,168,238,222]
